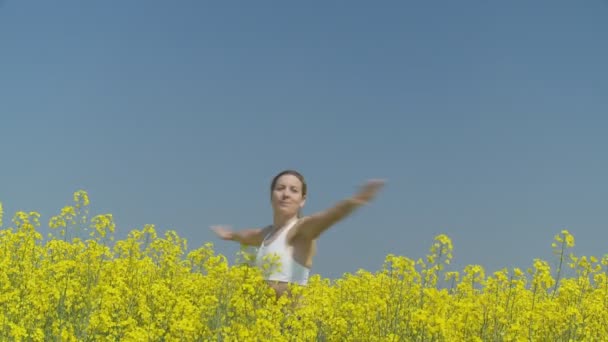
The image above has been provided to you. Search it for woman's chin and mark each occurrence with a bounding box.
[274,207,297,217]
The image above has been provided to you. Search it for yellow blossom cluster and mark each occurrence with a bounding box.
[0,192,606,341]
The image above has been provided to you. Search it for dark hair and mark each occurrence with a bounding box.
[270,169,307,198]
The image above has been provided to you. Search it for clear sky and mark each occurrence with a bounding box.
[1,1,607,280]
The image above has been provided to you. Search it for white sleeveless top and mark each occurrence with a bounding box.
[255,218,311,285]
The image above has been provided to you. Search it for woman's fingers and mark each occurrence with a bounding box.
[210,225,233,239]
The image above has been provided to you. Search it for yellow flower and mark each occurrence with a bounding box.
[2,194,608,340]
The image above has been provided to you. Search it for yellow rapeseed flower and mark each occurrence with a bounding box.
[2,195,608,340]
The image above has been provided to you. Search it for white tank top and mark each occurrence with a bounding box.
[255,218,311,285]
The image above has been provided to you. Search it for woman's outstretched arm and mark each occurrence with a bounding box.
[210,225,270,246]
[294,179,385,240]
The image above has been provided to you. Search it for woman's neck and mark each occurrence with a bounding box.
[272,214,298,230]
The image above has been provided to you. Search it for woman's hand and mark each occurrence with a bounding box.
[352,179,386,205]
[210,225,234,240]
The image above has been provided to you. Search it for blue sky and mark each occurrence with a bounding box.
[1,0,607,280]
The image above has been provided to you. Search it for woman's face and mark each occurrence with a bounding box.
[271,174,306,218]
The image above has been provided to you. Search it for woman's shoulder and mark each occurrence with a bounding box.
[288,216,315,239]
[294,215,313,227]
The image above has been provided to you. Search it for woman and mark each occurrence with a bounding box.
[210,170,384,297]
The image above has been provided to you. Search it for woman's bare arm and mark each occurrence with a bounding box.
[294,179,385,241]
[210,225,271,246]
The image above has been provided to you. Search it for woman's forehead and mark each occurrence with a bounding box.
[275,174,303,187]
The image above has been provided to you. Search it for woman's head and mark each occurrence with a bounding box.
[270,170,307,218]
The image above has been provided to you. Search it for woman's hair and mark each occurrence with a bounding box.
[270,169,307,198]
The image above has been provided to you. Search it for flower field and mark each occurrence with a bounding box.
[1,191,607,341]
